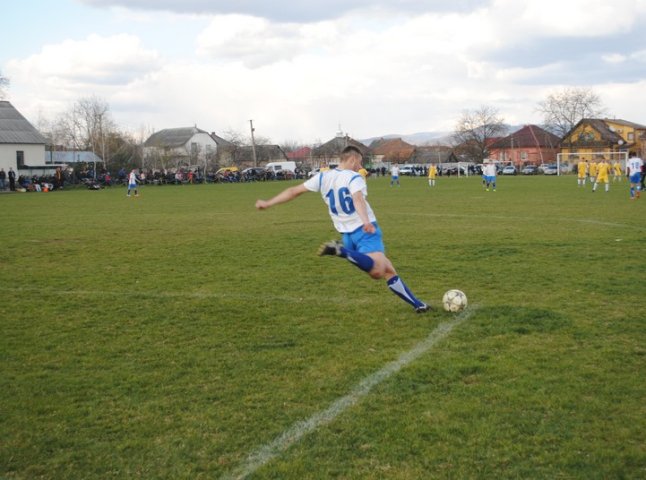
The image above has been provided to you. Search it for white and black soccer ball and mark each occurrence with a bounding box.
[442,289,467,312]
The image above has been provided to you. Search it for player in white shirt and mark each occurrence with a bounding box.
[626,152,643,200]
[483,161,497,191]
[127,169,139,197]
[256,146,429,312]
[390,164,400,187]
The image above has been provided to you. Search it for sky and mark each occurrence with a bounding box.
[1,0,645,145]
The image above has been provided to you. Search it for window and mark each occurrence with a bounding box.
[16,151,25,168]
[628,132,634,142]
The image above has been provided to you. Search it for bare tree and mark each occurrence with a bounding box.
[537,87,606,138]
[222,127,271,147]
[280,140,307,153]
[52,96,117,168]
[0,72,9,99]
[452,105,507,162]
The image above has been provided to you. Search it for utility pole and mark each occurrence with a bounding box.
[249,120,258,168]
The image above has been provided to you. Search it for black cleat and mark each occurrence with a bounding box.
[317,240,342,256]
[415,303,432,313]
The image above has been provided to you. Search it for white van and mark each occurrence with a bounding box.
[265,161,296,174]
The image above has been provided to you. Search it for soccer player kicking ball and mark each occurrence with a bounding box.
[255,145,430,313]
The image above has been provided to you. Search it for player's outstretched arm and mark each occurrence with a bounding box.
[256,184,309,210]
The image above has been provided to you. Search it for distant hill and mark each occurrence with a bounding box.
[361,125,525,147]
[361,131,453,146]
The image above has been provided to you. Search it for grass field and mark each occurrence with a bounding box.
[1,175,645,479]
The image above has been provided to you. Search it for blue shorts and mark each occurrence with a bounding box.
[485,175,496,183]
[128,183,137,189]
[342,222,385,254]
[630,173,641,184]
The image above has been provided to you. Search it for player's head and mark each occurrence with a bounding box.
[340,146,363,169]
[341,145,363,160]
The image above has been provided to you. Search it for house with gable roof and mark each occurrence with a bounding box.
[559,118,646,160]
[231,144,289,166]
[144,126,223,169]
[0,101,48,173]
[369,138,415,164]
[311,134,371,167]
[488,125,561,166]
[410,145,458,165]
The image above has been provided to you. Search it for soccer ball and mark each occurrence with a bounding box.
[442,289,467,313]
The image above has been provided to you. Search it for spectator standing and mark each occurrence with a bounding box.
[0,168,5,190]
[54,167,64,190]
[8,167,16,191]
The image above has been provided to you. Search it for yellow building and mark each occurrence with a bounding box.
[560,118,646,161]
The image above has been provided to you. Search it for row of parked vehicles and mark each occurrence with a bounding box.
[220,161,566,182]
[503,163,562,175]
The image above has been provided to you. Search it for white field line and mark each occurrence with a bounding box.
[222,307,476,480]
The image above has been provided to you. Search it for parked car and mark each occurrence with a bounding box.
[521,165,538,175]
[543,164,559,175]
[444,166,467,176]
[242,167,271,181]
[399,165,417,176]
[502,165,517,175]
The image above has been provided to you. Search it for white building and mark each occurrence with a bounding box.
[143,126,219,169]
[0,101,47,173]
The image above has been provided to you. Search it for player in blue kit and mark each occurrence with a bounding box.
[127,169,139,197]
[483,161,497,191]
[626,152,643,200]
[255,145,430,312]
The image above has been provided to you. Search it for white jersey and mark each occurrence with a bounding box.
[128,171,137,185]
[391,165,400,176]
[303,168,377,233]
[484,163,496,176]
[627,157,643,176]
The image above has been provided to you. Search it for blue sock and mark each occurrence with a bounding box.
[630,186,635,197]
[339,247,374,273]
[387,275,424,308]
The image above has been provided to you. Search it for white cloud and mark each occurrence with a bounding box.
[6,33,161,119]
[602,53,627,63]
[4,1,646,143]
[7,33,160,88]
